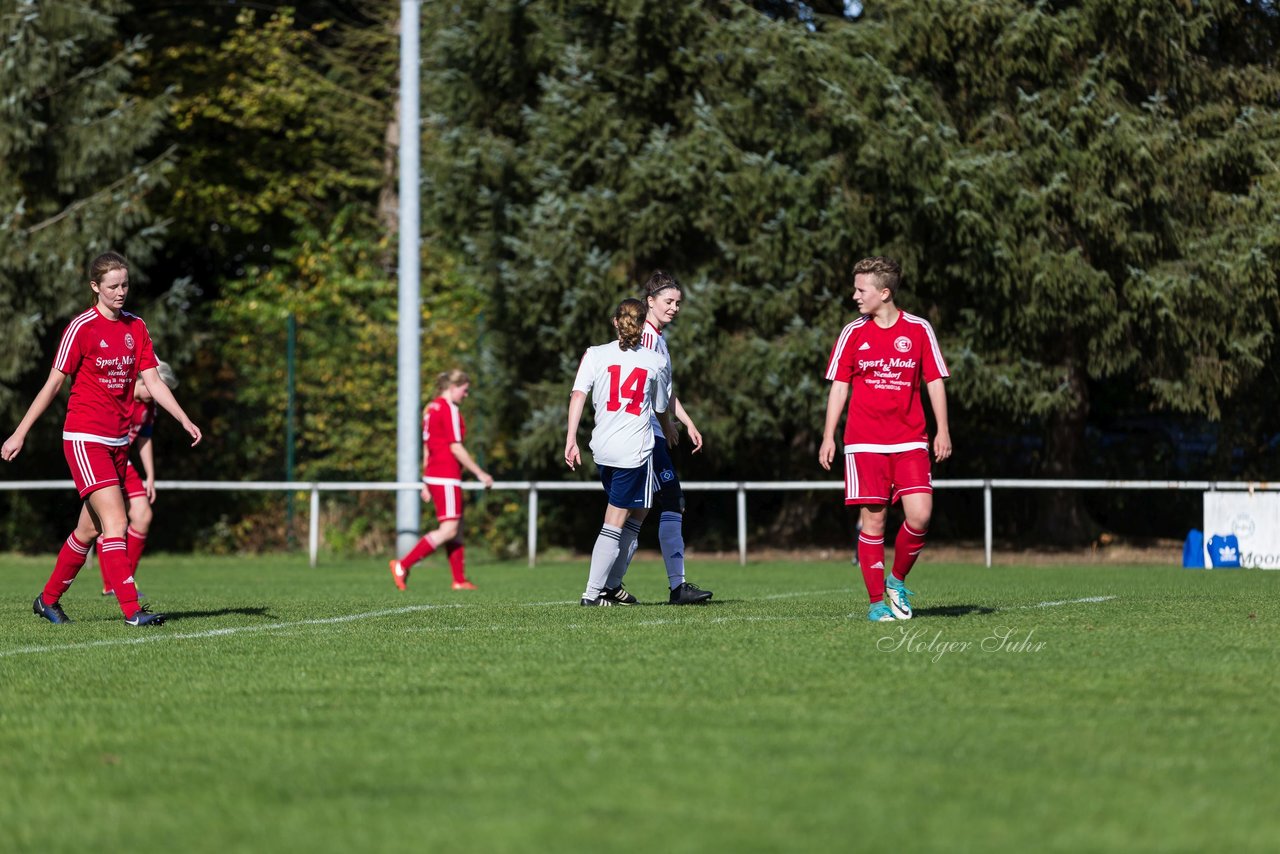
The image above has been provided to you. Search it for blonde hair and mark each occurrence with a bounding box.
[852,256,903,299]
[155,360,179,390]
[615,298,646,350]
[435,368,470,397]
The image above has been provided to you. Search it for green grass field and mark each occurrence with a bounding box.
[1,553,1276,853]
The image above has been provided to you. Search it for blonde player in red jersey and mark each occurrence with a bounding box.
[818,257,951,622]
[389,369,494,591]
[98,359,179,596]
[565,298,672,606]
[2,252,202,627]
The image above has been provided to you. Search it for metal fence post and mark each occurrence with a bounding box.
[527,484,539,568]
[984,480,993,568]
[737,482,747,566]
[309,485,320,568]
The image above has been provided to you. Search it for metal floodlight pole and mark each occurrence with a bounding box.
[395,0,422,555]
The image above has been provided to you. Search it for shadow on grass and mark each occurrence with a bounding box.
[164,607,275,621]
[914,604,996,618]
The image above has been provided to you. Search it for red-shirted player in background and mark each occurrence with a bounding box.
[389,369,494,591]
[98,359,179,597]
[2,252,202,627]
[819,256,952,623]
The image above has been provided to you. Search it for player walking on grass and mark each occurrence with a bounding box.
[565,299,672,606]
[98,359,179,597]
[390,369,494,591]
[598,271,712,605]
[819,257,951,622]
[2,252,202,627]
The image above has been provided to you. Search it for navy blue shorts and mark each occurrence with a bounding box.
[599,458,656,509]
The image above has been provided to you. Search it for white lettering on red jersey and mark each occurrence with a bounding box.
[573,340,670,469]
[639,320,675,438]
[126,399,157,447]
[423,396,464,479]
[55,308,158,445]
[824,311,948,452]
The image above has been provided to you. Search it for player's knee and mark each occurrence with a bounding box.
[904,508,932,532]
[132,504,153,529]
[437,520,460,541]
[907,515,931,534]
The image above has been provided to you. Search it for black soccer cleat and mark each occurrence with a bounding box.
[669,582,713,605]
[580,596,616,607]
[33,596,73,624]
[124,606,167,627]
[600,585,639,605]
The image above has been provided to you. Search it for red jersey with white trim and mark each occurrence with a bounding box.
[824,311,948,451]
[422,396,464,479]
[126,399,157,447]
[55,308,158,445]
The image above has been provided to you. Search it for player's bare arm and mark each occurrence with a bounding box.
[2,368,67,462]
[451,443,494,488]
[672,397,703,454]
[818,381,850,471]
[564,390,587,470]
[927,378,952,462]
[138,435,157,502]
[140,366,202,447]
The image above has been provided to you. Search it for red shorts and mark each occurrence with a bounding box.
[63,439,127,499]
[123,461,148,500]
[843,448,932,505]
[424,477,464,522]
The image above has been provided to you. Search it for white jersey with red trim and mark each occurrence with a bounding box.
[824,311,948,452]
[639,320,675,437]
[55,308,158,445]
[573,341,670,469]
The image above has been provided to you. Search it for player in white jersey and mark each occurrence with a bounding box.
[599,270,713,605]
[565,299,672,605]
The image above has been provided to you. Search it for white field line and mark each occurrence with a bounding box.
[0,604,456,659]
[2,592,1118,658]
[760,588,848,600]
[1019,595,1117,609]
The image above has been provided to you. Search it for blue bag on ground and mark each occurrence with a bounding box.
[1207,534,1242,568]
[1182,529,1205,568]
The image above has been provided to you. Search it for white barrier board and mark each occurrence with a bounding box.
[1203,491,1280,569]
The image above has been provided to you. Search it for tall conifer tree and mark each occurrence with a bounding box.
[0,0,174,423]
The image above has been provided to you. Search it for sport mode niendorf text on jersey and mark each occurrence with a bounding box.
[825,312,948,452]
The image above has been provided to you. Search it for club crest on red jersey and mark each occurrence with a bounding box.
[124,333,135,350]
[894,336,912,353]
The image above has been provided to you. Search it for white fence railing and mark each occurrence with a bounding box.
[4,479,1277,568]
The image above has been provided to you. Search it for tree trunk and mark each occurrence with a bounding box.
[1034,358,1101,545]
[377,13,400,245]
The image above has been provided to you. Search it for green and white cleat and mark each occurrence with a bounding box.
[885,578,914,620]
[868,602,896,622]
